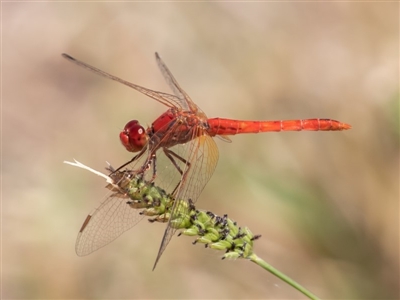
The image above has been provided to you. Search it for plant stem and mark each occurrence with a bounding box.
[249,253,320,300]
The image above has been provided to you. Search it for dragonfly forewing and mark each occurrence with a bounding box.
[152,133,219,269]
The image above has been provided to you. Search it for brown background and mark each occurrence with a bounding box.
[3,2,399,299]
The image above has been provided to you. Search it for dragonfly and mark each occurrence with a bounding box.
[62,52,351,269]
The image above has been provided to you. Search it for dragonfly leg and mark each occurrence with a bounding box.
[149,153,157,182]
[163,148,186,176]
[163,148,191,196]
[111,146,148,174]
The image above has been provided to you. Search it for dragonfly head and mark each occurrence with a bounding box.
[120,120,148,152]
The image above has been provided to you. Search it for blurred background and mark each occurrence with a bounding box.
[3,2,398,299]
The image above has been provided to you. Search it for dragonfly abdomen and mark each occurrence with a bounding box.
[208,118,351,135]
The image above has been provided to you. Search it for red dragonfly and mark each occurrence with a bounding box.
[62,53,351,269]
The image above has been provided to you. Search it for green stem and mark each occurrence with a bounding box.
[249,253,320,300]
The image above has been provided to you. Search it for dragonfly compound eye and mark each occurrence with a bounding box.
[119,120,148,152]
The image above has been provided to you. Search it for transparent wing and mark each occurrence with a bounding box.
[151,133,219,269]
[62,53,184,109]
[155,52,198,112]
[75,194,145,256]
[75,156,152,256]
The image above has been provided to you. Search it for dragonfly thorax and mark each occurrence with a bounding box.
[149,109,208,149]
